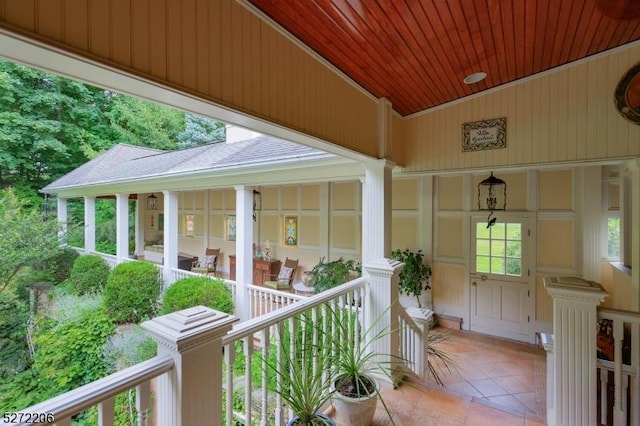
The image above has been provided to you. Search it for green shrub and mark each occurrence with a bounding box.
[47,247,79,283]
[33,308,115,394]
[0,291,31,379]
[103,261,162,324]
[69,254,110,295]
[160,276,233,315]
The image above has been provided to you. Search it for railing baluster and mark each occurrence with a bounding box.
[600,366,608,426]
[275,321,284,426]
[224,342,235,426]
[54,418,71,426]
[136,381,151,426]
[243,335,253,426]
[261,328,270,424]
[98,396,114,426]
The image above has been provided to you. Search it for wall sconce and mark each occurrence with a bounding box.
[252,190,262,222]
[478,172,506,228]
[147,193,157,211]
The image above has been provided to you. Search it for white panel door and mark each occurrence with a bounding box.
[469,216,532,342]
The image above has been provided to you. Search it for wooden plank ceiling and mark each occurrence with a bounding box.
[247,0,640,116]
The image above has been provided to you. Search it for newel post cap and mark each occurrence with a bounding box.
[363,258,404,277]
[142,306,238,352]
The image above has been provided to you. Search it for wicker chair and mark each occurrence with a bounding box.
[191,248,220,276]
[264,258,298,291]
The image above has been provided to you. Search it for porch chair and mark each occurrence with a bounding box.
[264,258,298,291]
[191,248,220,276]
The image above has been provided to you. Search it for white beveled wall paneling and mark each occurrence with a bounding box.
[403,43,640,172]
[0,0,381,157]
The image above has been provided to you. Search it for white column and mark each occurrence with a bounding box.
[363,258,403,385]
[319,183,330,260]
[234,186,254,321]
[361,159,393,264]
[544,276,608,426]
[84,196,96,254]
[115,194,130,262]
[141,306,238,426]
[578,166,602,281]
[134,196,145,258]
[203,190,210,253]
[163,191,179,288]
[56,197,68,245]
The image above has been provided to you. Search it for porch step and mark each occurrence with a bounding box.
[434,314,462,330]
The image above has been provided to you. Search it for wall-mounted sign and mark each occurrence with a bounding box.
[462,117,506,152]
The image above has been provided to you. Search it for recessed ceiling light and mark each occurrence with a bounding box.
[464,72,487,84]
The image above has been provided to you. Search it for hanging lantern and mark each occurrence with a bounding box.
[252,189,262,222]
[478,172,506,227]
[147,193,158,210]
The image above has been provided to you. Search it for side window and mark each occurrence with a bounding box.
[475,222,522,277]
[602,167,620,261]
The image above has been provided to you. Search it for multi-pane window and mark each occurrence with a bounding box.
[476,222,522,276]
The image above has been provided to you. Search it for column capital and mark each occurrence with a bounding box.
[544,276,609,304]
[362,157,396,172]
[363,258,404,278]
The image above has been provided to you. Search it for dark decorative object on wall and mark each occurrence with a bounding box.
[147,193,157,210]
[614,62,640,124]
[462,117,506,152]
[478,172,506,228]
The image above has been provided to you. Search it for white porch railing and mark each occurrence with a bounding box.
[10,259,420,426]
[221,277,369,426]
[597,308,640,426]
[90,251,117,269]
[248,284,305,318]
[9,355,173,426]
[67,246,85,255]
[398,309,424,378]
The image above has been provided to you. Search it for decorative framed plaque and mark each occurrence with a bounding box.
[283,215,298,247]
[462,117,506,152]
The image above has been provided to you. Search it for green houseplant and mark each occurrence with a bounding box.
[391,249,432,308]
[308,257,361,293]
[329,305,397,426]
[262,312,336,425]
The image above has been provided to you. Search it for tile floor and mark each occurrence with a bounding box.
[372,329,547,425]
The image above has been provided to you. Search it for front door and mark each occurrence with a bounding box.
[469,216,532,342]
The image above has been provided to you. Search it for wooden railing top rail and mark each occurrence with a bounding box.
[598,308,640,323]
[222,277,368,345]
[398,308,422,334]
[13,355,174,426]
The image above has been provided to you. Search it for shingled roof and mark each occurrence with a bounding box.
[43,136,334,192]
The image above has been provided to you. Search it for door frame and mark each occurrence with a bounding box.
[468,211,537,344]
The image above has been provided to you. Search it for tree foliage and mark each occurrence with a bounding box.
[0,61,117,193]
[0,189,61,294]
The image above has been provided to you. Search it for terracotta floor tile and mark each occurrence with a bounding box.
[379,329,547,425]
[465,402,525,426]
[493,375,537,394]
[469,378,510,397]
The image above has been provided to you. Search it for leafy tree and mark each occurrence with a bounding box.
[0,61,117,193]
[177,114,225,148]
[0,189,61,295]
[106,94,185,150]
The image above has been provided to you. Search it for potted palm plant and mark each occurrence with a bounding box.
[328,305,396,426]
[262,312,336,425]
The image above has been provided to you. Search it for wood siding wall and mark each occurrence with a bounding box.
[0,0,381,157]
[403,43,640,172]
